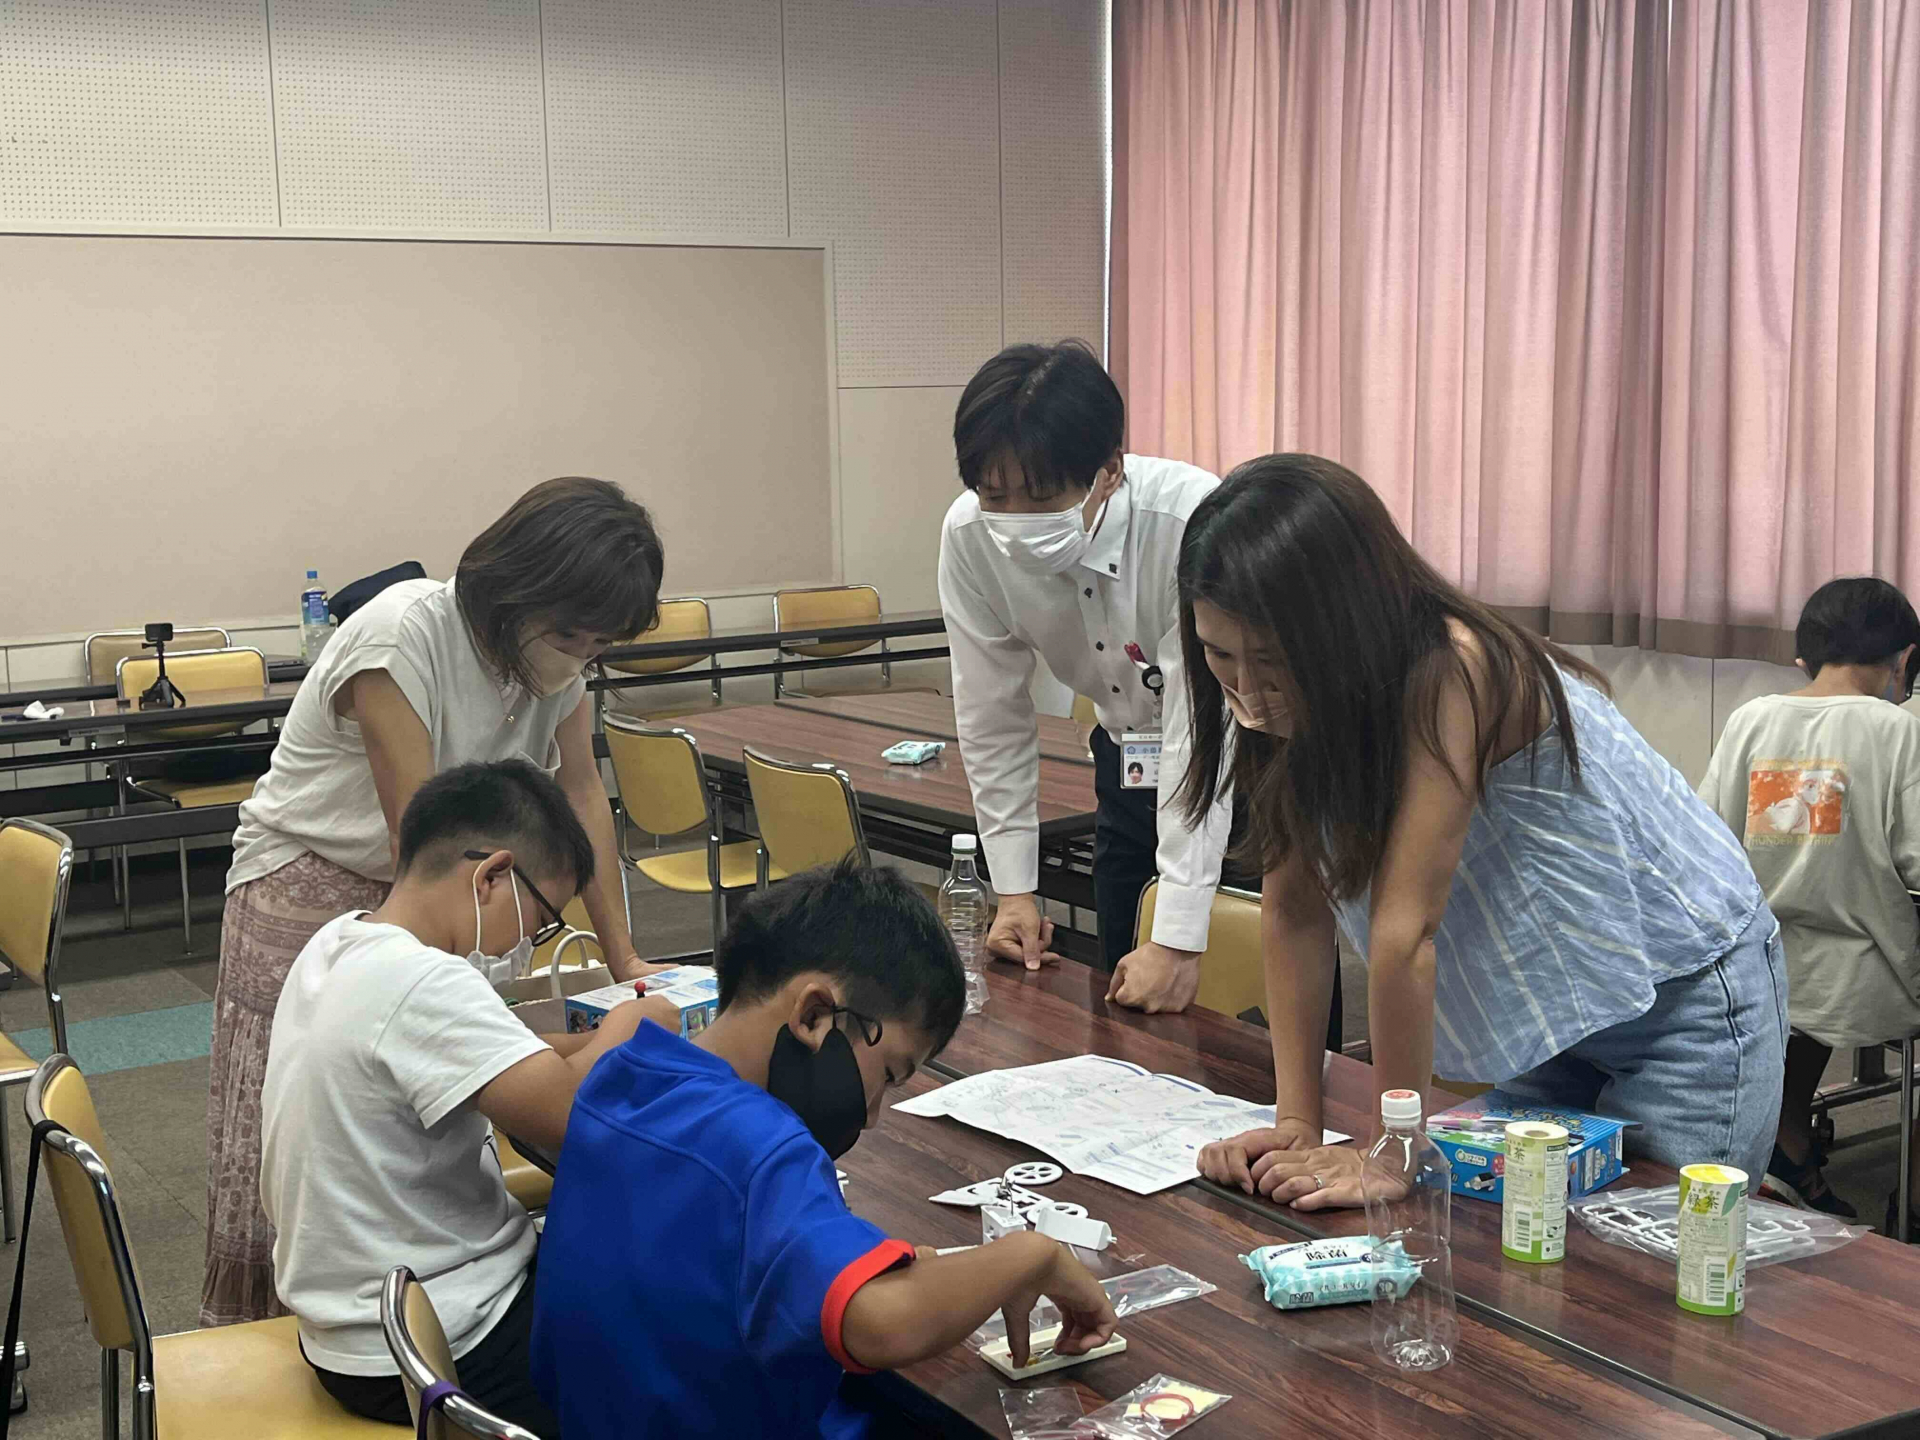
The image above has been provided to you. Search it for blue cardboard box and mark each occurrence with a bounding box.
[564,965,719,1039]
[1425,1091,1631,1202]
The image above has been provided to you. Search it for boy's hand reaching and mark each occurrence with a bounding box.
[1003,1246,1118,1368]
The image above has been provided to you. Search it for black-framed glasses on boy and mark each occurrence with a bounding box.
[831,1005,883,1047]
[463,850,568,948]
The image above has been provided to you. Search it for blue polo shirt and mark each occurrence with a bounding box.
[530,1022,913,1440]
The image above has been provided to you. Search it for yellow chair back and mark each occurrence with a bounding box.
[744,748,868,876]
[602,598,713,678]
[605,718,712,838]
[775,585,882,660]
[384,1268,540,1440]
[116,648,268,741]
[29,1057,138,1352]
[1135,880,1266,1020]
[0,819,70,987]
[85,628,229,686]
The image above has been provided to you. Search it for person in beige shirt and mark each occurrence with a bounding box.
[1700,577,1920,1235]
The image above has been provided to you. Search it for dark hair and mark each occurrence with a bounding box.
[713,857,965,1051]
[953,340,1124,502]
[1175,454,1607,899]
[456,477,665,691]
[1796,577,1920,685]
[397,759,596,895]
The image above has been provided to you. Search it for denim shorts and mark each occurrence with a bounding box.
[1500,909,1788,1182]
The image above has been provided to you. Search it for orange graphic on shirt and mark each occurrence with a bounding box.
[1745,761,1848,843]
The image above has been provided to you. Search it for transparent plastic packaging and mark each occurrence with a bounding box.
[1570,1184,1869,1266]
[1080,1376,1232,1436]
[968,1265,1216,1350]
[999,1378,1233,1440]
[1001,1386,1090,1440]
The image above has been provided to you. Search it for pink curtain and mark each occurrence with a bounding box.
[1112,0,1920,661]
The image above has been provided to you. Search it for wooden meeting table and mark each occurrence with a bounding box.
[507,1023,1749,1440]
[931,960,1920,1440]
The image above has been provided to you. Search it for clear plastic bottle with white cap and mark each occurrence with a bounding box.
[937,834,991,1015]
[1361,1087,1458,1370]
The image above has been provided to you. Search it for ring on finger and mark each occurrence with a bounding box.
[1311,1172,1326,1191]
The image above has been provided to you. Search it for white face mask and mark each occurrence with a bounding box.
[1222,680,1293,736]
[521,635,589,697]
[469,867,533,988]
[980,500,1097,576]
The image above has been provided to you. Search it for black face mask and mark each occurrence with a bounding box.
[767,1023,869,1160]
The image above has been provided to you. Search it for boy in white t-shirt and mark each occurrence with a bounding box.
[1700,577,1920,1235]
[261,758,670,1429]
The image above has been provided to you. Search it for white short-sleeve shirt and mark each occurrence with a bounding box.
[261,912,550,1374]
[229,578,586,889]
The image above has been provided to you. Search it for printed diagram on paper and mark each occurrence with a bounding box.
[894,1054,1349,1195]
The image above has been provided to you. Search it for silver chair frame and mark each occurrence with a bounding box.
[771,584,889,698]
[27,1055,159,1440]
[380,1266,542,1440]
[110,646,268,951]
[0,819,74,1242]
[605,715,740,948]
[741,745,872,887]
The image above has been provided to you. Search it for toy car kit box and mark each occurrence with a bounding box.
[1426,1091,1630,1203]
[564,964,719,1039]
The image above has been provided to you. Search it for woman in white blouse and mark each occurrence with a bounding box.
[203,475,665,1327]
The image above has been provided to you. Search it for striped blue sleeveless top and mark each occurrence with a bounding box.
[1329,675,1764,1082]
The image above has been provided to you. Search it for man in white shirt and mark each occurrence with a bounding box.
[938,342,1267,1015]
[261,759,667,1431]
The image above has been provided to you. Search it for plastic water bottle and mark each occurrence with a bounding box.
[1362,1088,1458,1371]
[938,834,991,1015]
[299,569,331,662]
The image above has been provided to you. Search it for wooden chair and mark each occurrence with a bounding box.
[0,818,74,1241]
[1134,879,1265,1020]
[381,1267,542,1440]
[772,585,939,699]
[606,717,767,945]
[114,647,272,950]
[742,747,869,885]
[599,597,724,722]
[27,1054,390,1439]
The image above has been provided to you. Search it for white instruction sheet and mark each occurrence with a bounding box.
[894,1054,1349,1196]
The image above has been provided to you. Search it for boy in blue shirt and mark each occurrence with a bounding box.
[532,859,1119,1438]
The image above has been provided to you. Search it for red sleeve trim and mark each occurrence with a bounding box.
[821,1239,916,1373]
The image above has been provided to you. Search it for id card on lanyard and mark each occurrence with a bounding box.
[1120,642,1163,789]
[1120,732,1162,789]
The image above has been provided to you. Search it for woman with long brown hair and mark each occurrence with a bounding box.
[204,476,664,1326]
[1187,455,1784,1209]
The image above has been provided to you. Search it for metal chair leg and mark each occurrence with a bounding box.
[709,884,725,953]
[1901,1037,1913,1243]
[177,840,192,953]
[101,1348,119,1440]
[0,1099,13,1245]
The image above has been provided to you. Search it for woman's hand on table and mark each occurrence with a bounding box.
[1196,1119,1319,1193]
[1249,1140,1369,1211]
[1198,1119,1370,1209]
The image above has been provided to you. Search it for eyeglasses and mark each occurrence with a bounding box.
[830,1005,883,1047]
[464,851,568,948]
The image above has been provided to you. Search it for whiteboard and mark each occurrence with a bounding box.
[0,231,836,641]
